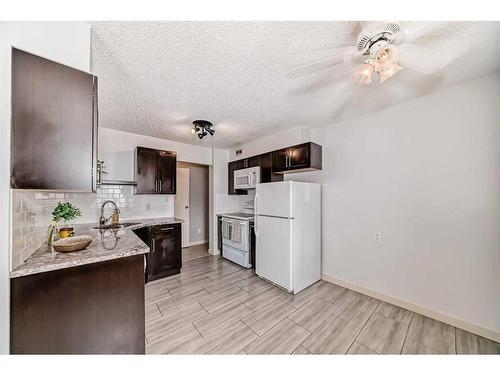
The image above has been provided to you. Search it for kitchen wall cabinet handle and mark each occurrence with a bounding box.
[159,179,162,191]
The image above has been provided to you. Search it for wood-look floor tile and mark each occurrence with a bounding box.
[205,264,242,281]
[375,301,413,325]
[242,301,296,336]
[347,342,378,354]
[146,276,180,289]
[406,314,455,354]
[284,281,329,309]
[194,301,253,337]
[238,268,257,280]
[244,318,310,354]
[237,276,274,295]
[320,283,359,306]
[203,273,245,295]
[145,303,162,323]
[146,324,202,354]
[199,286,250,313]
[203,321,259,354]
[456,328,500,354]
[401,338,441,354]
[333,294,379,328]
[240,285,290,311]
[292,345,313,355]
[302,316,361,354]
[146,300,207,344]
[289,298,340,332]
[145,282,173,306]
[157,289,211,314]
[168,276,214,297]
[356,313,408,354]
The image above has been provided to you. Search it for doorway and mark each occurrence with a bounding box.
[175,162,209,256]
[175,167,190,247]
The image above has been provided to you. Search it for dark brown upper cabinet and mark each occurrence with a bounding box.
[272,142,322,173]
[10,48,98,191]
[260,152,284,183]
[135,146,176,194]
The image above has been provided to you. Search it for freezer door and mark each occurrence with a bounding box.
[255,215,292,291]
[255,181,292,218]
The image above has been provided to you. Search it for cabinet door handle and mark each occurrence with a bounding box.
[152,240,155,252]
[154,179,158,192]
[159,179,162,192]
[158,227,174,231]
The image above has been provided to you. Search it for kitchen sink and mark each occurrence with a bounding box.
[93,222,142,230]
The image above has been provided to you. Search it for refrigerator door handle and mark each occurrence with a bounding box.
[253,193,258,236]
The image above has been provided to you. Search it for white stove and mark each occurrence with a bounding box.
[219,213,253,268]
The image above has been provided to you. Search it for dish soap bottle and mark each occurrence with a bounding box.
[112,208,120,225]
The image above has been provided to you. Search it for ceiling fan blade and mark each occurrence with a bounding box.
[398,41,469,75]
[288,56,346,78]
[398,21,450,43]
[288,47,361,78]
[330,79,358,117]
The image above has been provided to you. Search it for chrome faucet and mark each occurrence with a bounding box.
[99,200,120,226]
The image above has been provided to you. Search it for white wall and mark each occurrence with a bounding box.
[209,148,242,254]
[284,73,500,340]
[0,21,91,354]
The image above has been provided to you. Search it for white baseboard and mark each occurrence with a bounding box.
[321,273,500,343]
[208,248,220,256]
[188,239,208,246]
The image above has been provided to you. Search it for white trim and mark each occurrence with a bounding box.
[208,248,220,256]
[188,239,208,247]
[322,273,500,343]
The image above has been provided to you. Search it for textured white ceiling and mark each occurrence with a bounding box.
[90,21,500,148]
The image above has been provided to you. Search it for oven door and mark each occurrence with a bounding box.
[222,219,248,252]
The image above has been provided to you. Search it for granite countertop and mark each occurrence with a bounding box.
[10,217,183,278]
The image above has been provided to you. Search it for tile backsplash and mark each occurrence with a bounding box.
[10,185,174,270]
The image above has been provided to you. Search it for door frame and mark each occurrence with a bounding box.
[174,167,190,247]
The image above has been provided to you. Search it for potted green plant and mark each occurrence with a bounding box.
[47,202,82,247]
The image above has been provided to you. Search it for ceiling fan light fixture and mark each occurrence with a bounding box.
[373,44,402,82]
[353,59,374,85]
[378,62,403,82]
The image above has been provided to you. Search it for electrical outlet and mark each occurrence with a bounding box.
[145,203,151,211]
[374,232,382,242]
[197,228,201,234]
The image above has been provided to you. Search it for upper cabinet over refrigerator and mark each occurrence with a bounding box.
[10,48,98,191]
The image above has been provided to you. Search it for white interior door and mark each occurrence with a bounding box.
[175,167,190,247]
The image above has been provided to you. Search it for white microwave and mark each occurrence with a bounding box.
[234,166,261,189]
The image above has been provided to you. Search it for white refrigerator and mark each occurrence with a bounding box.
[255,181,321,294]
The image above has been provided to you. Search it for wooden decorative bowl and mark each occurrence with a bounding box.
[52,235,93,253]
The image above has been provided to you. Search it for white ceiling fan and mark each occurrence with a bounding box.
[288,21,471,112]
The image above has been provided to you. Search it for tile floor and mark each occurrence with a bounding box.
[145,247,500,355]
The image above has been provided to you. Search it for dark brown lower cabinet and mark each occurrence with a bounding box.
[10,255,145,354]
[144,223,182,282]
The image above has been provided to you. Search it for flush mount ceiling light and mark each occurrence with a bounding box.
[191,120,215,139]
